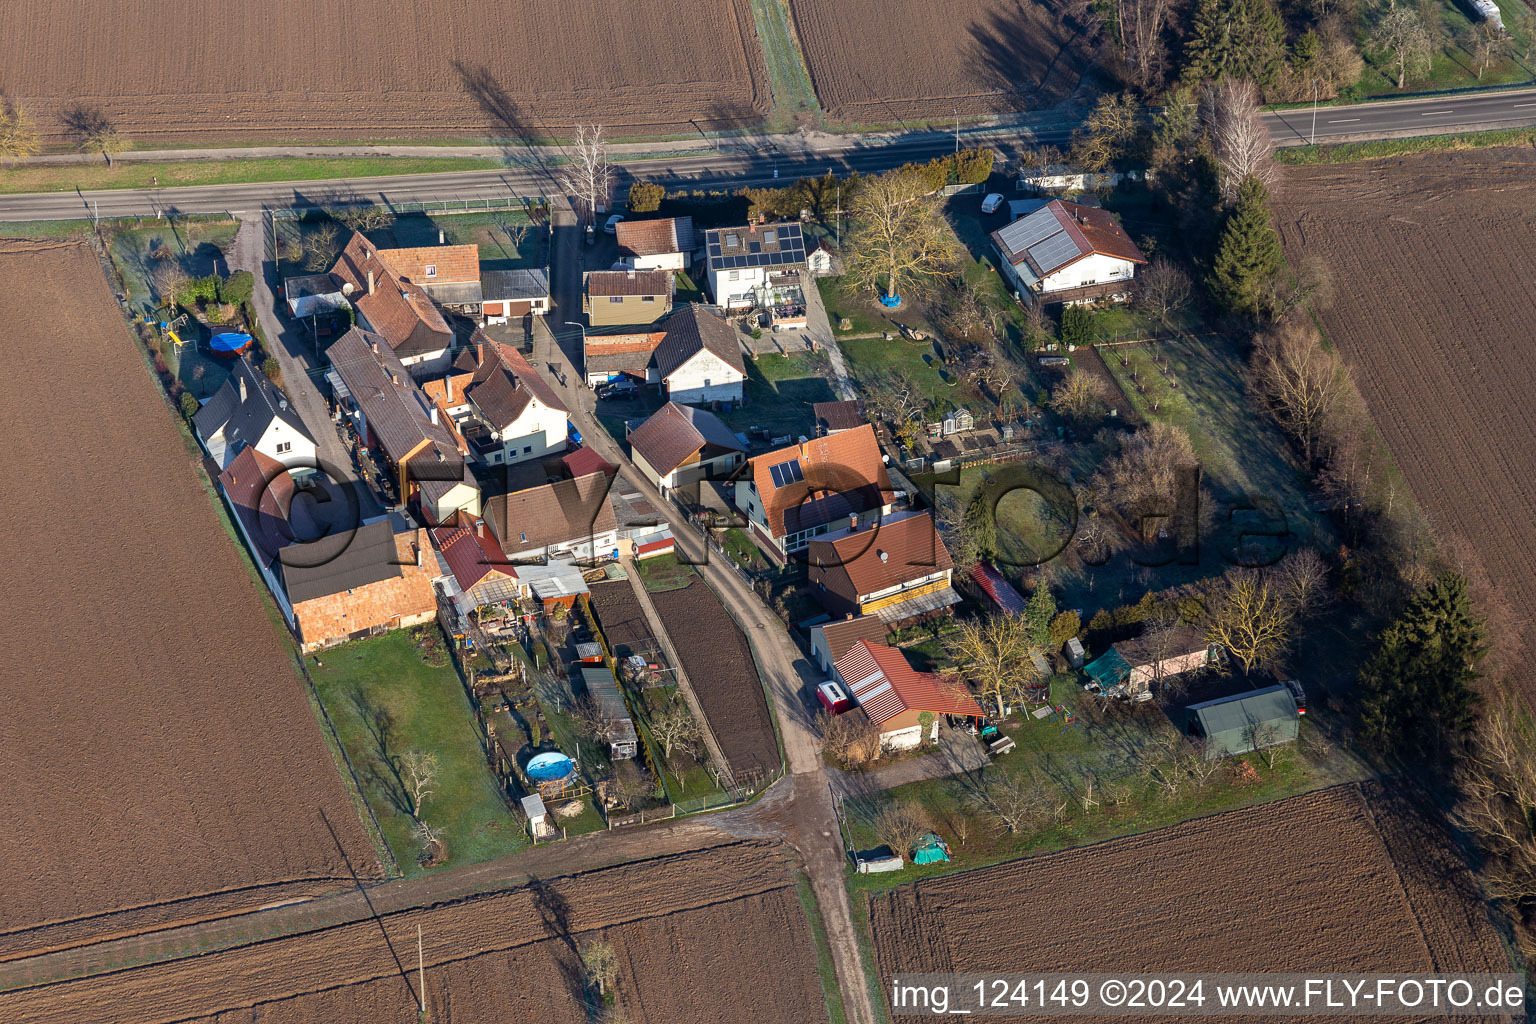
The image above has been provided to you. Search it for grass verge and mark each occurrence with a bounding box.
[1277,125,1536,164]
[747,0,823,128]
[793,869,851,1024]
[0,156,504,194]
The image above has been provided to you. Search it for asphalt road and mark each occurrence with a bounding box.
[3,87,1534,222]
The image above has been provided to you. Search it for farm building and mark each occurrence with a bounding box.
[583,269,673,327]
[484,470,619,564]
[1084,626,1217,697]
[419,332,569,468]
[579,664,638,760]
[809,614,890,674]
[627,401,745,497]
[703,222,807,310]
[734,424,899,560]
[193,354,317,473]
[481,269,550,322]
[832,639,983,751]
[517,561,591,611]
[1185,685,1300,759]
[329,233,457,375]
[990,199,1146,307]
[616,216,696,271]
[806,510,958,625]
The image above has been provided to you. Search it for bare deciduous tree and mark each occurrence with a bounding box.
[871,801,930,857]
[1275,547,1330,619]
[649,696,702,761]
[945,615,1038,717]
[1454,703,1536,901]
[1070,93,1141,173]
[1017,144,1065,192]
[1136,256,1192,324]
[1201,79,1274,203]
[304,222,342,273]
[64,106,130,165]
[0,98,40,164]
[1203,569,1294,675]
[973,770,1053,834]
[1095,421,1200,526]
[559,124,613,227]
[1252,320,1348,465]
[1051,369,1109,424]
[1117,0,1173,88]
[1370,4,1435,89]
[399,749,440,816]
[818,709,881,768]
[1465,21,1505,79]
[580,939,620,998]
[411,817,445,863]
[572,695,616,743]
[845,170,963,302]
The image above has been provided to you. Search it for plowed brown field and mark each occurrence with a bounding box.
[869,785,1511,1022]
[0,239,377,953]
[648,579,781,778]
[1274,150,1536,704]
[1,0,768,145]
[0,841,826,1024]
[789,0,1095,122]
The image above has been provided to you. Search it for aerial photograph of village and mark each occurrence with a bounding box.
[1,0,1534,1020]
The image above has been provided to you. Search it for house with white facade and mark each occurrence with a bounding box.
[703,222,807,310]
[193,355,317,473]
[627,402,745,497]
[485,470,620,564]
[329,232,458,376]
[420,332,569,468]
[831,640,984,752]
[653,304,746,405]
[615,216,696,271]
[990,199,1147,306]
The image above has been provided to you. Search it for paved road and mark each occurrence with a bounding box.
[4,87,1535,223]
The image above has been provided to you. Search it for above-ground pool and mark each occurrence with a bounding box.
[208,332,254,357]
[526,752,575,782]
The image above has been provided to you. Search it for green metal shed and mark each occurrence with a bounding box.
[1185,685,1299,760]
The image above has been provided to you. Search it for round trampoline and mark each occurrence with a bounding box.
[208,332,254,357]
[526,752,575,783]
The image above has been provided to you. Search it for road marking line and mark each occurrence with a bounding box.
[1327,118,1361,123]
[1420,110,1456,115]
[1513,102,1536,108]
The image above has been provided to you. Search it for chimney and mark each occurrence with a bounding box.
[391,372,399,386]
[367,269,375,295]
[848,513,857,532]
[429,406,439,426]
[844,613,854,621]
[444,374,453,403]
[475,518,485,538]
[627,268,635,280]
[238,372,247,403]
[415,542,423,566]
[370,339,380,355]
[439,229,446,245]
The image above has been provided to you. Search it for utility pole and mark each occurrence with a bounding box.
[418,924,426,1013]
[954,108,960,159]
[1311,80,1318,145]
[835,185,841,246]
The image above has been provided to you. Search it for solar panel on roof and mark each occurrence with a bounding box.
[769,459,805,488]
[749,241,761,254]
[996,211,1060,255]
[708,244,721,256]
[1028,232,1087,274]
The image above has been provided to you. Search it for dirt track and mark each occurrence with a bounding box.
[0,239,378,950]
[0,841,825,1024]
[1274,150,1536,704]
[789,0,1095,122]
[1,0,768,144]
[869,784,1512,1022]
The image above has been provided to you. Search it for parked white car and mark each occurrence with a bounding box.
[980,193,1005,214]
[603,214,625,234]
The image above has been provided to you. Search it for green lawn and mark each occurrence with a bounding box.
[746,0,823,129]
[837,333,979,418]
[843,685,1365,895]
[110,219,241,318]
[722,350,837,440]
[275,208,545,280]
[1355,0,1535,98]
[1277,125,1536,164]
[638,552,697,592]
[0,156,505,195]
[723,527,770,572]
[308,630,526,874]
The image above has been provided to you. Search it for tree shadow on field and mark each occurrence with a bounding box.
[453,61,558,176]
[527,876,590,1008]
[963,6,1096,113]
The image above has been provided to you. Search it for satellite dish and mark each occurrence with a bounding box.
[341,282,355,296]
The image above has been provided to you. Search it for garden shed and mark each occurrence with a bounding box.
[1185,685,1300,760]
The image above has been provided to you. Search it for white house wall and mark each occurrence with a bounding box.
[481,399,569,466]
[629,252,687,272]
[710,266,766,308]
[664,350,744,406]
[1041,253,1136,292]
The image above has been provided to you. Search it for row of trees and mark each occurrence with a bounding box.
[0,100,133,164]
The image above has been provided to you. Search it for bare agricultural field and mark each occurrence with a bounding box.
[0,239,377,954]
[870,785,1512,1022]
[1274,150,1536,704]
[0,841,828,1024]
[0,0,768,145]
[788,0,1096,123]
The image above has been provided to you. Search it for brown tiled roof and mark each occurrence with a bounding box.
[430,512,516,592]
[326,327,460,466]
[814,400,865,434]
[1069,201,1148,265]
[750,424,894,539]
[562,446,615,479]
[815,614,890,664]
[990,200,1146,279]
[486,470,618,557]
[586,269,672,297]
[453,333,567,429]
[628,401,742,478]
[653,304,745,381]
[834,640,983,726]
[615,216,695,258]
[218,446,295,558]
[287,526,437,644]
[330,233,453,357]
[808,511,952,600]
[377,244,481,286]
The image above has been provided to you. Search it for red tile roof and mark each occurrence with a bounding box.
[586,269,672,297]
[808,511,952,599]
[749,424,894,539]
[969,561,1026,615]
[562,445,615,480]
[330,232,453,357]
[833,640,983,726]
[377,244,481,286]
[814,615,890,664]
[430,512,516,592]
[615,216,696,258]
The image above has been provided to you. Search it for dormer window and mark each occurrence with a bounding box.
[424,264,438,279]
